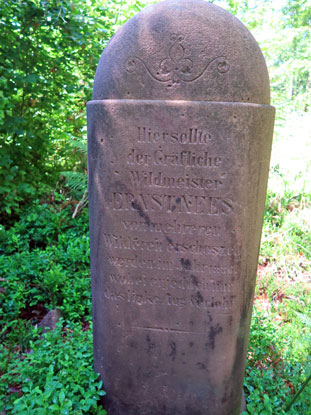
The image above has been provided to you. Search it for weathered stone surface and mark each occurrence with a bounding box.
[88,1,275,414]
[93,0,270,104]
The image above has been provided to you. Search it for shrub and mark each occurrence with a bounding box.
[0,321,106,415]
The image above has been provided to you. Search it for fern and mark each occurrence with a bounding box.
[61,171,87,199]
[60,138,88,216]
[69,139,87,155]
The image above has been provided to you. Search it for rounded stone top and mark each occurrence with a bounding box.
[93,0,270,104]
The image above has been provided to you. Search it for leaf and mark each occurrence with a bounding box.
[59,390,65,404]
[24,74,38,83]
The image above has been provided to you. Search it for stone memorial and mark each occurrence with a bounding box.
[87,1,275,414]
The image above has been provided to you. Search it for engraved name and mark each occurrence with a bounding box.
[109,192,234,215]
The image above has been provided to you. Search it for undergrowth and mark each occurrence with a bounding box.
[0,194,106,415]
[243,172,311,414]
[1,183,311,414]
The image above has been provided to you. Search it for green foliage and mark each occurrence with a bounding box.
[244,308,311,414]
[0,199,105,415]
[61,138,88,199]
[245,311,290,414]
[250,171,311,413]
[0,198,91,349]
[211,0,311,117]
[0,0,111,218]
[0,321,106,415]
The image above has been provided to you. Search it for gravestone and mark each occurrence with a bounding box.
[87,1,275,414]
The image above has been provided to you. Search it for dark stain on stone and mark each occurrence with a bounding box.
[169,342,176,361]
[131,200,150,226]
[175,197,181,204]
[221,384,232,404]
[206,310,213,323]
[221,380,235,407]
[231,283,254,375]
[192,291,204,305]
[208,324,223,349]
[221,385,229,404]
[240,302,248,324]
[232,322,249,375]
[191,274,199,286]
[189,342,194,347]
[181,258,191,270]
[231,318,248,376]
[166,235,173,245]
[129,340,137,349]
[146,334,155,355]
[196,362,207,370]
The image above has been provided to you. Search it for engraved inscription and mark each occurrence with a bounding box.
[137,126,213,145]
[103,233,163,253]
[109,192,234,215]
[103,285,235,313]
[102,114,240,319]
[125,33,229,86]
[122,218,223,237]
[106,255,235,276]
[129,171,225,191]
[103,232,239,257]
[127,148,223,168]
[108,273,233,293]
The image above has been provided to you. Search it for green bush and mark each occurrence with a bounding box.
[0,0,115,219]
[244,308,311,414]
[0,199,91,349]
[0,321,106,415]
